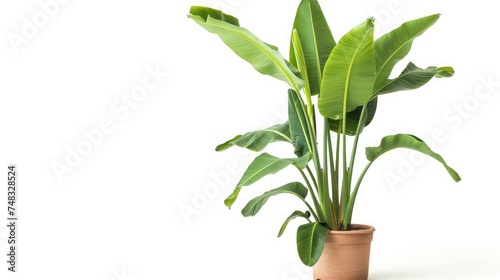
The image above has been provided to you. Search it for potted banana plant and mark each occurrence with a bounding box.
[188,1,461,279]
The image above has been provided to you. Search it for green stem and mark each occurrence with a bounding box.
[347,106,368,192]
[306,166,318,192]
[327,126,338,227]
[340,117,349,226]
[342,105,368,227]
[332,125,341,227]
[320,117,334,228]
[343,161,373,226]
[296,166,324,223]
[298,197,320,223]
[290,89,329,228]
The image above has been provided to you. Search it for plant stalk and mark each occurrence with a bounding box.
[343,161,373,226]
[321,117,334,228]
[347,105,368,194]
[341,105,368,225]
[340,110,349,227]
[306,166,319,192]
[296,166,323,223]
[327,126,339,228]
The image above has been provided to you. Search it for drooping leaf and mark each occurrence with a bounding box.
[296,222,329,266]
[288,89,313,157]
[319,18,376,120]
[188,6,303,89]
[374,62,455,95]
[278,210,311,237]
[328,97,378,135]
[241,182,308,217]
[366,134,461,182]
[434,66,455,78]
[374,14,440,89]
[224,152,311,208]
[290,0,336,95]
[216,122,291,152]
[343,134,461,227]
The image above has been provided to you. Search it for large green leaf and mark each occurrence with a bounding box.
[290,0,336,95]
[215,122,291,152]
[288,89,313,157]
[328,97,378,135]
[366,134,461,182]
[319,18,376,120]
[224,153,311,208]
[278,210,311,237]
[374,62,455,95]
[374,14,440,89]
[241,182,308,217]
[296,222,329,266]
[188,6,303,89]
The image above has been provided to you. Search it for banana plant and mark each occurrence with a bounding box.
[188,0,461,267]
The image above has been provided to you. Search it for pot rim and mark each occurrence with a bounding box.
[327,224,375,235]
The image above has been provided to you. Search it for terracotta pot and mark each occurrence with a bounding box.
[313,224,375,280]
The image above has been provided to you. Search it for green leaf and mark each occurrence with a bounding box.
[374,14,440,89]
[288,89,314,157]
[435,66,455,78]
[366,134,461,182]
[278,210,311,237]
[328,97,378,135]
[188,6,303,89]
[296,222,329,266]
[375,62,455,95]
[241,182,308,217]
[224,153,311,208]
[319,18,376,120]
[290,0,336,95]
[215,122,291,152]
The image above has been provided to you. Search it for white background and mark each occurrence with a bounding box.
[0,0,499,279]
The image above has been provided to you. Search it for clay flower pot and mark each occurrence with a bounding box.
[313,224,375,280]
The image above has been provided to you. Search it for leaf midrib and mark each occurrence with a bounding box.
[372,66,436,96]
[306,3,323,87]
[343,27,373,114]
[307,223,318,262]
[219,19,302,90]
[238,157,289,187]
[262,129,292,143]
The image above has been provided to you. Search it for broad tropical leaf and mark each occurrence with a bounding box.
[278,210,311,237]
[288,89,313,156]
[328,97,378,135]
[319,18,376,120]
[216,122,291,152]
[224,152,311,208]
[366,134,461,181]
[241,182,308,217]
[290,0,336,95]
[374,14,440,89]
[297,222,329,266]
[374,62,455,95]
[188,6,303,89]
